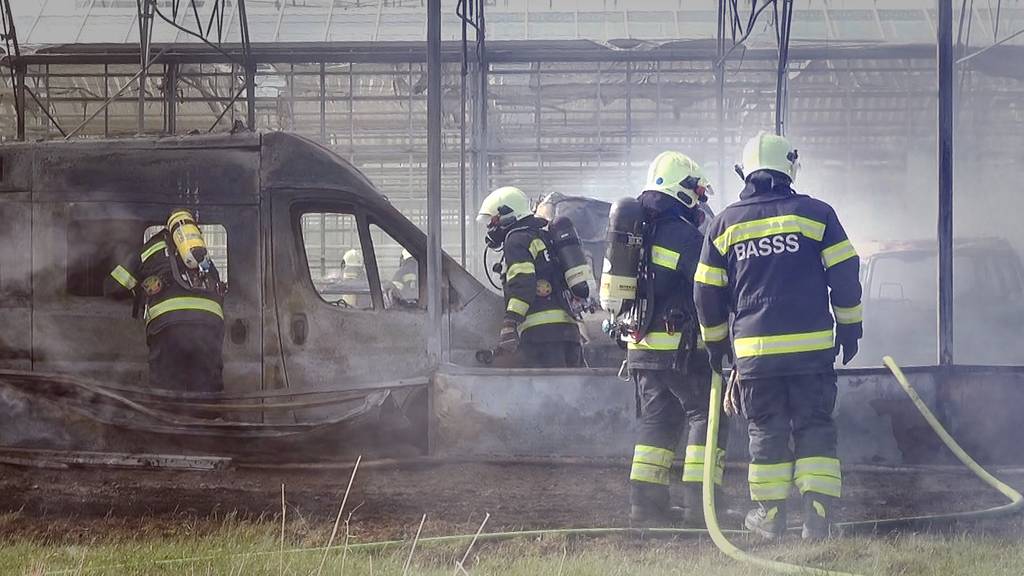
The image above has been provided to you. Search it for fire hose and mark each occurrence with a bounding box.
[700,355,1024,575]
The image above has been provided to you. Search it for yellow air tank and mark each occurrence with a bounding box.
[167,209,209,270]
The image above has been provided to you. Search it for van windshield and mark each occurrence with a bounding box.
[868,250,992,305]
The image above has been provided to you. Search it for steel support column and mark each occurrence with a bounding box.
[426,0,445,362]
[164,62,177,134]
[14,64,24,140]
[937,0,955,366]
[471,3,488,278]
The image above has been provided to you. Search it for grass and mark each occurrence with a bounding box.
[3,515,1024,576]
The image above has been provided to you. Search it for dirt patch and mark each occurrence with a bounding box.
[0,461,1018,544]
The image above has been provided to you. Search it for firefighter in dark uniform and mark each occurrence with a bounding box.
[694,132,862,540]
[105,209,227,393]
[477,186,583,368]
[623,152,729,525]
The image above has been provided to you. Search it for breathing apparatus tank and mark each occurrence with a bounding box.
[548,215,595,301]
[599,197,645,317]
[167,209,211,273]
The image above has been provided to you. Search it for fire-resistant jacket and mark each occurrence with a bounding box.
[627,192,705,371]
[502,217,581,344]
[694,183,862,378]
[105,230,225,337]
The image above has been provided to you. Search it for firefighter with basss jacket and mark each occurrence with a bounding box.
[694,132,862,540]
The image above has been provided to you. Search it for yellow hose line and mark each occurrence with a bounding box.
[701,370,863,576]
[870,356,1024,523]
[702,357,1024,575]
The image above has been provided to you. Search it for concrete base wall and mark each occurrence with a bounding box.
[431,365,1024,465]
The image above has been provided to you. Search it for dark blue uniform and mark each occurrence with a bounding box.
[501,217,583,367]
[627,191,728,517]
[694,180,861,505]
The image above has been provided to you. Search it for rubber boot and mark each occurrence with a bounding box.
[744,501,787,540]
[681,483,706,527]
[801,494,833,541]
[630,484,685,527]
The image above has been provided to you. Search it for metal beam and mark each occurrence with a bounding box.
[937,0,955,366]
[426,0,444,363]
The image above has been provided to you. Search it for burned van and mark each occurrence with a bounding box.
[0,132,502,457]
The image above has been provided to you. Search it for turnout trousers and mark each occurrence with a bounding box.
[518,341,584,368]
[147,322,225,394]
[740,372,841,503]
[629,367,729,508]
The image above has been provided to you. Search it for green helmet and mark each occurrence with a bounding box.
[741,131,800,182]
[477,186,532,226]
[643,151,712,208]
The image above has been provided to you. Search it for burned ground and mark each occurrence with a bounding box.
[0,460,1018,545]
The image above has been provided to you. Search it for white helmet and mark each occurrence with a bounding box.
[342,249,363,269]
[741,131,800,183]
[643,151,712,208]
[477,186,532,227]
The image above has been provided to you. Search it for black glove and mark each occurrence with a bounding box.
[706,340,733,374]
[835,330,859,366]
[497,319,520,355]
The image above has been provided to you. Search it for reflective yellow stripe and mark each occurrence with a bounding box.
[110,265,138,290]
[750,483,792,501]
[518,308,575,332]
[749,461,794,501]
[564,264,591,287]
[627,331,682,351]
[794,475,842,498]
[632,444,674,468]
[506,298,530,316]
[794,457,841,482]
[401,273,418,283]
[833,303,863,325]
[713,215,825,255]
[506,262,536,280]
[694,263,728,287]
[630,462,670,486]
[734,330,834,358]
[700,322,729,343]
[682,445,725,485]
[821,239,858,268]
[141,240,167,263]
[145,296,224,324]
[650,245,680,270]
[528,238,547,258]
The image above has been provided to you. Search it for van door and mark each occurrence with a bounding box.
[267,190,431,392]
[32,201,262,391]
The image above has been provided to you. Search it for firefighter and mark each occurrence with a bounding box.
[339,248,371,308]
[694,132,862,540]
[105,209,227,394]
[385,249,419,308]
[477,186,583,368]
[622,151,729,526]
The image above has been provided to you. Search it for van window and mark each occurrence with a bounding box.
[370,224,420,309]
[300,212,373,310]
[67,219,145,297]
[144,224,229,281]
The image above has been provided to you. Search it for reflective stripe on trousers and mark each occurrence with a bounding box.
[748,461,794,501]
[630,444,674,486]
[794,456,841,498]
[681,444,725,485]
